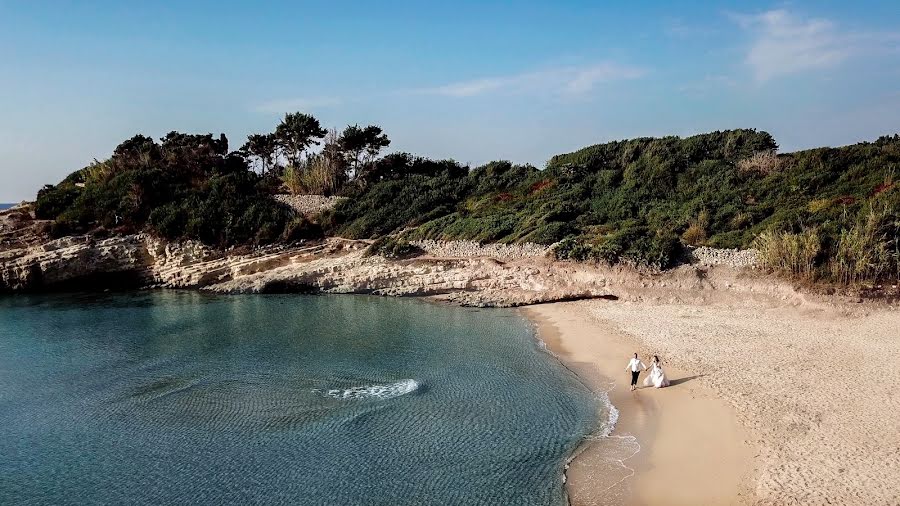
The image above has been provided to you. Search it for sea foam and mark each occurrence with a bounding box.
[319,379,420,401]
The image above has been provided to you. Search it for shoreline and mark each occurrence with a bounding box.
[524,302,755,506]
[7,286,899,502]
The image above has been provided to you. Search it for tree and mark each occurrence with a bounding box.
[361,125,390,165]
[158,131,229,179]
[112,134,160,170]
[240,133,277,174]
[339,124,390,178]
[274,112,327,167]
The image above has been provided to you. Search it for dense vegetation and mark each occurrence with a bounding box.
[32,116,899,284]
[34,132,304,245]
[364,236,423,259]
[334,129,899,279]
[33,113,391,246]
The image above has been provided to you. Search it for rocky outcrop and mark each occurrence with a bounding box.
[0,234,151,291]
[1,229,794,306]
[0,203,51,251]
[0,233,611,305]
[202,251,619,307]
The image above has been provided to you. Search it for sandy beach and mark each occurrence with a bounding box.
[525,298,900,506]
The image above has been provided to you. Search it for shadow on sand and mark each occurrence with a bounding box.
[669,374,705,386]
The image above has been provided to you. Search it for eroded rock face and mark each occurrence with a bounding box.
[0,234,609,304]
[1,233,788,307]
[0,203,51,251]
[0,234,151,291]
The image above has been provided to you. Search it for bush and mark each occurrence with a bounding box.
[33,126,900,280]
[523,221,576,244]
[681,210,709,245]
[333,167,471,239]
[282,165,305,195]
[753,228,821,281]
[281,217,324,243]
[34,184,80,220]
[681,224,706,246]
[553,228,682,270]
[830,206,896,285]
[35,133,296,247]
[552,237,598,262]
[281,154,345,195]
[331,129,897,277]
[737,150,782,175]
[365,237,423,259]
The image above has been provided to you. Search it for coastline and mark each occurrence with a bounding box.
[6,200,900,504]
[524,302,755,506]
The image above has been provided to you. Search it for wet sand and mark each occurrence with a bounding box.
[525,302,754,506]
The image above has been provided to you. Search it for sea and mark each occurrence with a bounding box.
[0,292,603,505]
[0,203,14,210]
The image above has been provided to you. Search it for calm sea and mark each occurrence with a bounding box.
[0,203,14,210]
[0,292,601,505]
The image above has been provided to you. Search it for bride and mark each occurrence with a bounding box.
[644,355,670,388]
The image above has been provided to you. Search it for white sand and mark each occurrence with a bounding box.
[534,298,900,505]
[527,303,753,506]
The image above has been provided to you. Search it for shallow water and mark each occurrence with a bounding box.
[0,292,599,505]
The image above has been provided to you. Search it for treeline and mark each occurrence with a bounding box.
[32,117,899,284]
[33,113,393,245]
[332,129,899,282]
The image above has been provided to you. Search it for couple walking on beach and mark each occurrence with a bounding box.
[626,353,670,391]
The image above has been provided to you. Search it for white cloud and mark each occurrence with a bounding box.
[252,96,342,114]
[428,77,509,97]
[737,9,860,82]
[416,62,647,98]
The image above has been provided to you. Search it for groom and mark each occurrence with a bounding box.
[625,353,647,391]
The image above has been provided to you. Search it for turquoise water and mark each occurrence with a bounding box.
[0,292,598,505]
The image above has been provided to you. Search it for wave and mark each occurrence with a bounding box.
[318,379,420,401]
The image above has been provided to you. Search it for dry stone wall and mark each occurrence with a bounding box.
[409,240,549,260]
[689,246,759,268]
[274,194,346,217]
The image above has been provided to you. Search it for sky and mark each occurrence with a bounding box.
[1,1,899,202]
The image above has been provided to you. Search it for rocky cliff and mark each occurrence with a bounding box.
[2,236,804,309]
[2,203,799,307]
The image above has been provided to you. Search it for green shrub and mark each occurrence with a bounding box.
[753,228,821,281]
[34,133,297,247]
[365,237,423,259]
[33,126,900,280]
[332,129,897,277]
[34,184,80,220]
[522,221,576,244]
[281,217,323,243]
[552,227,682,269]
[829,206,896,285]
[552,237,598,262]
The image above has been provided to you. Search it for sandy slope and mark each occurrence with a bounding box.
[530,298,900,505]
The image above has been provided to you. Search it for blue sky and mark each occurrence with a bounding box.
[1,1,899,202]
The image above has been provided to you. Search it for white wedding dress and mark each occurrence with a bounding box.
[644,362,670,388]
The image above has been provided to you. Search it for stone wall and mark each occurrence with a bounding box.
[274,194,346,217]
[688,246,759,268]
[409,240,549,261]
